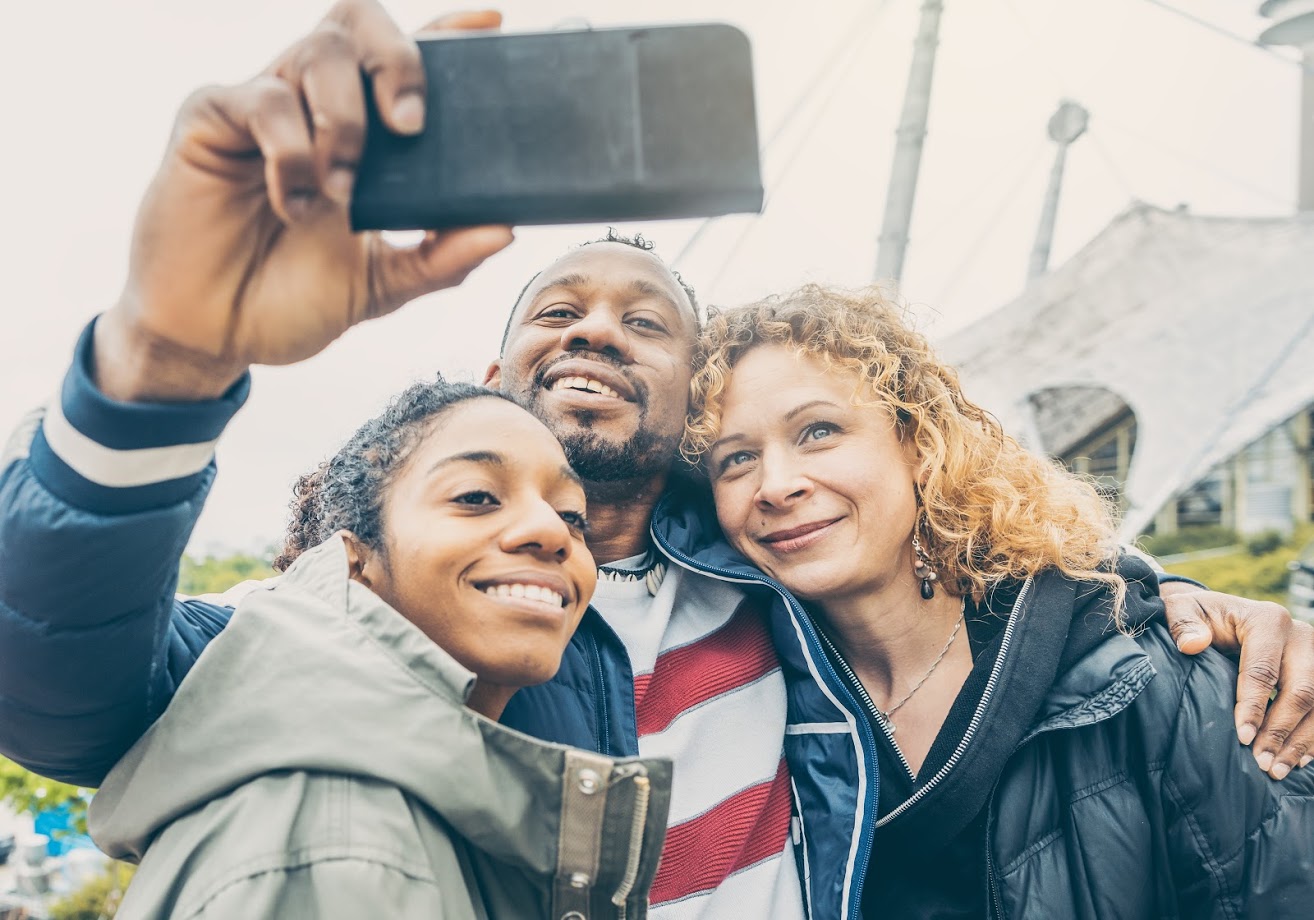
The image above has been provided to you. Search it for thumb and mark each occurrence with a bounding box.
[372,225,514,314]
[1162,593,1214,654]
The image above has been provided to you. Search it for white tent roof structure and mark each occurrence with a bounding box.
[939,203,1314,538]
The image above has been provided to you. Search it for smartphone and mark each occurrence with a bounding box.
[350,23,763,230]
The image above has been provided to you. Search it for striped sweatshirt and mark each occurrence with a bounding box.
[592,560,805,920]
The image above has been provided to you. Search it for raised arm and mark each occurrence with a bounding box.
[0,349,247,785]
[0,0,511,787]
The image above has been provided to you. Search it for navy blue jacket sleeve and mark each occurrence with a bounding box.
[0,321,250,787]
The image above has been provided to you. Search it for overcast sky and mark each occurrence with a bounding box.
[1,0,1299,552]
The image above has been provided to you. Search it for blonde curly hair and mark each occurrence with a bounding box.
[683,284,1127,622]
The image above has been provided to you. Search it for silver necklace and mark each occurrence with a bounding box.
[819,597,965,735]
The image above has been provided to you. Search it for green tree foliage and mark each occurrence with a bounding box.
[176,550,275,595]
[1138,525,1240,559]
[1163,525,1314,608]
[47,862,135,920]
[0,758,90,834]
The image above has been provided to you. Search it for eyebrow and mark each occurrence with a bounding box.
[531,274,685,317]
[427,452,583,493]
[709,399,845,454]
[783,399,843,422]
[427,450,505,475]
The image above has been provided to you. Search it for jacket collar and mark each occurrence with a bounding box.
[92,537,672,911]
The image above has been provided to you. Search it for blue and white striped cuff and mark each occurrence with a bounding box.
[28,319,250,514]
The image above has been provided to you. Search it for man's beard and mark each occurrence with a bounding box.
[551,412,681,483]
[506,361,681,483]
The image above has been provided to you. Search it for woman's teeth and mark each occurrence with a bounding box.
[484,583,565,608]
[550,377,621,399]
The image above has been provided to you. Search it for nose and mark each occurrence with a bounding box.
[560,306,632,361]
[755,453,812,511]
[500,498,575,562]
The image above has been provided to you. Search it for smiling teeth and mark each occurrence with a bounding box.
[485,584,565,607]
[551,377,621,399]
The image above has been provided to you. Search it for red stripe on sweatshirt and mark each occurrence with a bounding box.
[634,598,778,735]
[650,758,793,906]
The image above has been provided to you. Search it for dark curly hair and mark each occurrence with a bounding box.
[273,377,516,572]
[498,229,700,355]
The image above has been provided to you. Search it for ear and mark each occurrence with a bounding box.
[339,530,377,588]
[483,360,503,388]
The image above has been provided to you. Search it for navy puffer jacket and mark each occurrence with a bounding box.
[981,572,1314,919]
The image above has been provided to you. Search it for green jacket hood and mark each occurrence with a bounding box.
[90,537,672,889]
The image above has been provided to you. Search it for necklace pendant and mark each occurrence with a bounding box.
[882,715,895,735]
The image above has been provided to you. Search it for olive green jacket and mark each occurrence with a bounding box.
[89,538,672,920]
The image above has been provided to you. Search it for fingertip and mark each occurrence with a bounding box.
[390,91,426,135]
[1237,720,1258,746]
[1176,631,1210,655]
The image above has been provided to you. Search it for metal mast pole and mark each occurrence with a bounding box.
[874,0,945,283]
[1028,101,1089,280]
[1258,0,1314,210]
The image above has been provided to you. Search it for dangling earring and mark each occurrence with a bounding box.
[911,520,937,600]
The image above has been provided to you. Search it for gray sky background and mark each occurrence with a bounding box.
[0,0,1298,552]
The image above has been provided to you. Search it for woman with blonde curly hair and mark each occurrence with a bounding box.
[674,284,1313,919]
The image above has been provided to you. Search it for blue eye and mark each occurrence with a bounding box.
[804,423,836,442]
[717,450,755,475]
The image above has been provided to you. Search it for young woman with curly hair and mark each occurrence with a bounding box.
[90,379,671,920]
[679,285,1314,919]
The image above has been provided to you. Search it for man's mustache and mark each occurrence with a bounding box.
[531,353,648,408]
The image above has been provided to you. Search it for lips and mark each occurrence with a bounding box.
[757,518,842,552]
[474,572,573,609]
[541,359,636,403]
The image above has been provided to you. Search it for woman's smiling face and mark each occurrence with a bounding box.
[707,344,921,607]
[351,397,596,691]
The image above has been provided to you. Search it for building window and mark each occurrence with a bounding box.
[1060,409,1137,506]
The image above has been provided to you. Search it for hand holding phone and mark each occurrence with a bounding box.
[93,2,512,404]
[351,23,764,230]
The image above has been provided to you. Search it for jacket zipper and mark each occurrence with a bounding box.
[585,631,612,755]
[815,627,917,783]
[988,799,1003,914]
[874,576,1032,828]
[651,527,879,920]
[610,771,652,919]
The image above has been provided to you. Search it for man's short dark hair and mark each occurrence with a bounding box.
[498,229,700,355]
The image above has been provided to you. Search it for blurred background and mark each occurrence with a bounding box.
[1,0,1311,615]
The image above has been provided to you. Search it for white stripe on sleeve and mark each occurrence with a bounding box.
[42,395,219,488]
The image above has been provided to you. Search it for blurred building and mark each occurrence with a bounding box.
[941,202,1314,540]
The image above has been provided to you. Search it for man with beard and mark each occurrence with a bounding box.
[2,4,1313,920]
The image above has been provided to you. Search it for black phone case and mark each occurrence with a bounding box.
[350,23,763,230]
